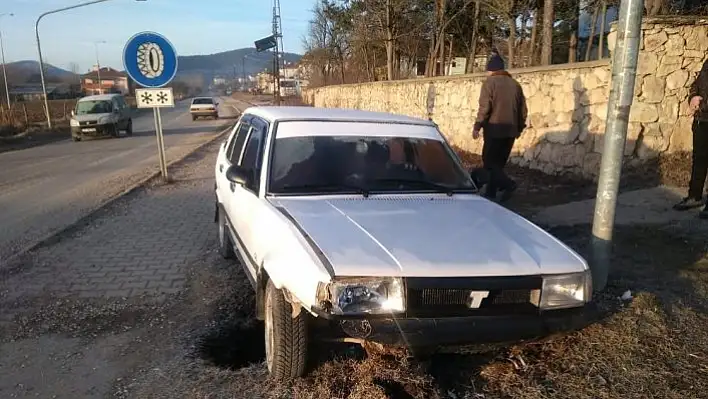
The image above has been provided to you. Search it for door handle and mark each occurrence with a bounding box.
[219,164,224,172]
[229,182,235,192]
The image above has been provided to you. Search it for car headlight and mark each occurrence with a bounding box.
[540,271,592,310]
[318,277,405,315]
[70,119,79,127]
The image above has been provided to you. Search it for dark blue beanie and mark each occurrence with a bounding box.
[486,54,505,72]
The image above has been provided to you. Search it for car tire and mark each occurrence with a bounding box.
[265,280,309,382]
[217,206,235,259]
[125,120,133,136]
[191,115,197,121]
[111,124,120,138]
[72,136,81,142]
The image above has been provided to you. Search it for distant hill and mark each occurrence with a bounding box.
[3,60,77,84]
[1,47,301,88]
[177,47,302,79]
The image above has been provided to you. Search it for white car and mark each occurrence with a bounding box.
[214,106,594,381]
[190,97,219,121]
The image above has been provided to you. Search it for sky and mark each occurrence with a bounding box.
[0,0,314,73]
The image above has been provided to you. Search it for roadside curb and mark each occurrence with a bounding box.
[2,122,235,267]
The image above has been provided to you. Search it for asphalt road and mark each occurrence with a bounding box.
[0,96,246,263]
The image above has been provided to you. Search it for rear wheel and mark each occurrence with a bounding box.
[191,115,197,121]
[71,135,81,142]
[265,280,309,381]
[217,206,235,259]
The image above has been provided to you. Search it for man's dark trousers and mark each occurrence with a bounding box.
[689,119,708,200]
[482,136,516,198]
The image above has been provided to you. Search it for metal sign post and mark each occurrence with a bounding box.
[136,87,174,180]
[123,31,178,183]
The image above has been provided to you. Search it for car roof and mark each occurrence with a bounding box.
[79,94,121,102]
[191,97,214,102]
[243,106,435,126]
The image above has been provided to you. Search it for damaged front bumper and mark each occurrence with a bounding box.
[314,303,596,348]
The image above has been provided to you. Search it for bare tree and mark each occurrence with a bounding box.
[540,0,554,65]
[484,0,519,68]
[568,0,579,63]
[645,0,669,15]
[584,3,599,61]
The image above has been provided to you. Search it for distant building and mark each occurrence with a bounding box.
[81,66,129,95]
[280,63,299,80]
[213,77,227,86]
[9,84,73,101]
[256,71,274,94]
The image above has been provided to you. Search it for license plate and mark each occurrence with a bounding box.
[82,128,96,132]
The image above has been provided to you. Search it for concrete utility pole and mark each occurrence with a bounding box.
[35,0,147,128]
[591,0,644,292]
[0,13,13,110]
[94,40,106,94]
[272,0,283,105]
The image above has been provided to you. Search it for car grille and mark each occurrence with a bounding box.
[405,276,542,317]
[79,121,98,126]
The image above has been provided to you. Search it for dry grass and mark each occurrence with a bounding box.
[0,97,138,129]
[0,99,77,128]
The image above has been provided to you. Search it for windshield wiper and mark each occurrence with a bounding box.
[369,178,472,196]
[278,183,370,197]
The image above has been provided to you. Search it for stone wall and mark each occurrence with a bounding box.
[302,17,708,178]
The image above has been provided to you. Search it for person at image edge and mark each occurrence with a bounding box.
[472,53,528,202]
[673,59,708,219]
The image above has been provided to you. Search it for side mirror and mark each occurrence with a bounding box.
[225,165,250,186]
[71,110,75,117]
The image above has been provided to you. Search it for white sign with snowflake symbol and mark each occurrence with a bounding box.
[135,88,175,108]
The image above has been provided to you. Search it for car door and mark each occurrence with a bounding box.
[216,116,252,218]
[228,116,269,274]
[118,96,130,126]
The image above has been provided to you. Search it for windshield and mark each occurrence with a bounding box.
[269,135,476,195]
[192,98,213,105]
[75,100,112,115]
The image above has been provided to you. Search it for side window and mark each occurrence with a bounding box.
[239,118,269,192]
[226,119,252,164]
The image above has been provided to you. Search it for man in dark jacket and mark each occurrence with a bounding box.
[673,60,708,219]
[472,54,527,202]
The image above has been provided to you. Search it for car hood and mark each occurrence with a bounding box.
[270,195,587,278]
[73,113,111,122]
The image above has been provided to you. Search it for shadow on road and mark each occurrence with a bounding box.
[131,124,232,138]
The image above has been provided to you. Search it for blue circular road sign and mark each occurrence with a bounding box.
[123,31,178,88]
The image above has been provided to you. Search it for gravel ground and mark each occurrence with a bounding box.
[0,132,705,398]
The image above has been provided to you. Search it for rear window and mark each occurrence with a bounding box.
[192,98,214,105]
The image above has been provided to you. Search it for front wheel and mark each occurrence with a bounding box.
[265,280,308,381]
[125,120,133,136]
